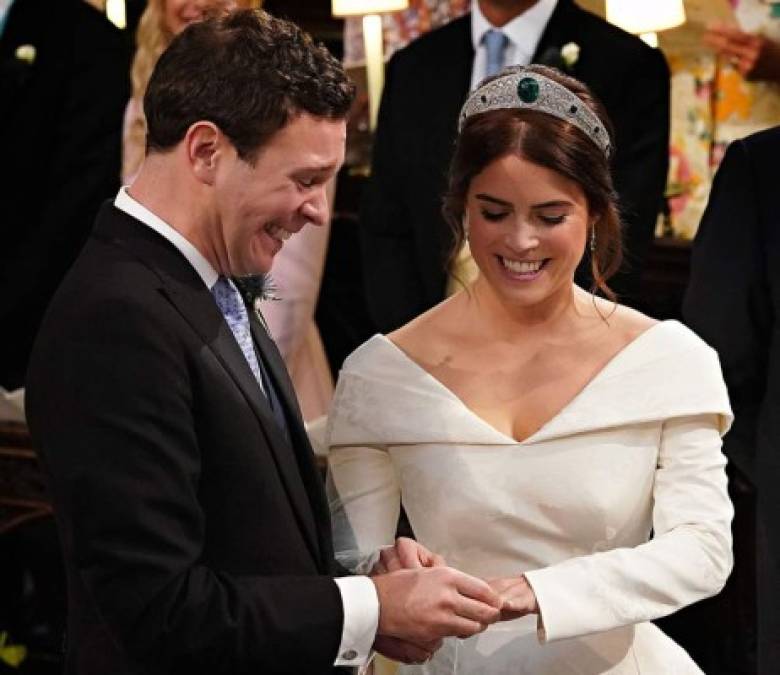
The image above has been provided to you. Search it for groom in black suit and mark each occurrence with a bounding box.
[361,0,670,331]
[26,10,502,675]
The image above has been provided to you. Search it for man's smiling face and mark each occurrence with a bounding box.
[212,112,346,276]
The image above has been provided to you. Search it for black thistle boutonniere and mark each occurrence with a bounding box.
[538,42,580,73]
[233,274,280,331]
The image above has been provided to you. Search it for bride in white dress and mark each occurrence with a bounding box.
[325,65,733,674]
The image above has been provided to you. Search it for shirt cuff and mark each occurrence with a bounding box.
[333,576,380,667]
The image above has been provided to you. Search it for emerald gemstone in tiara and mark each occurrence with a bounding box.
[459,68,612,156]
[517,77,540,104]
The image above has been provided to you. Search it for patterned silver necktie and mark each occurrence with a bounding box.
[211,275,266,395]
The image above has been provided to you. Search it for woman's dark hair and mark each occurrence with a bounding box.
[144,9,355,163]
[443,64,622,301]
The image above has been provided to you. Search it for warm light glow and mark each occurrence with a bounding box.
[606,0,685,35]
[363,14,383,130]
[332,0,407,16]
[640,32,659,48]
[105,0,126,29]
[332,0,408,131]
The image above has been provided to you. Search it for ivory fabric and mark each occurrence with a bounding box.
[326,320,734,674]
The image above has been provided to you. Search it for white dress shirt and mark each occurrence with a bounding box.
[113,187,380,668]
[470,0,558,91]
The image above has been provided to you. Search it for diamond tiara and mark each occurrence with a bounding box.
[459,69,612,157]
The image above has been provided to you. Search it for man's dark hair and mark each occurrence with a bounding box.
[144,9,355,162]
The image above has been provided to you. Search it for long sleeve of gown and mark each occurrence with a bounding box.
[327,444,400,570]
[523,412,733,643]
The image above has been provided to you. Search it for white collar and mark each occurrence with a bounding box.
[471,0,558,62]
[114,187,219,290]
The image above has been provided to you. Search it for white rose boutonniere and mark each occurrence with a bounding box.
[15,44,36,65]
[561,42,580,69]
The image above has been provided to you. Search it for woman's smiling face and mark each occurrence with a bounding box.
[465,152,592,309]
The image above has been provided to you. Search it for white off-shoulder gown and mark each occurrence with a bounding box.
[326,321,734,674]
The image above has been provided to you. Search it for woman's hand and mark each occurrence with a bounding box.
[370,537,446,574]
[487,575,539,621]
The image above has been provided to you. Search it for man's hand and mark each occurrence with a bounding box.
[487,575,539,621]
[373,635,443,665]
[371,537,446,574]
[704,23,780,82]
[372,566,502,644]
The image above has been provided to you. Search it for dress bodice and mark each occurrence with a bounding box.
[327,321,733,674]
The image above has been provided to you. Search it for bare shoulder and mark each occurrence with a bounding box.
[608,302,659,340]
[578,291,659,344]
[387,294,464,361]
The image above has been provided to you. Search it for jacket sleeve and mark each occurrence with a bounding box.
[607,45,670,300]
[683,139,770,472]
[360,54,430,332]
[524,412,733,642]
[27,295,344,675]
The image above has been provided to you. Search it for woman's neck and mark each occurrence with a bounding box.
[467,277,583,341]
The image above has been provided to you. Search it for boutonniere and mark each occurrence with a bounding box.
[14,44,36,65]
[233,274,279,331]
[560,42,580,69]
[537,42,580,73]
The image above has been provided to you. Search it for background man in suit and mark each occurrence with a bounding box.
[26,10,503,674]
[0,0,130,660]
[0,0,131,390]
[684,127,780,674]
[361,0,670,332]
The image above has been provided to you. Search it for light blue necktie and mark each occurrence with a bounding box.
[483,29,509,78]
[211,276,265,395]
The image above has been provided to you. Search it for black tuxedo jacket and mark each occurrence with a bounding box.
[0,0,130,389]
[683,127,780,669]
[361,0,670,331]
[26,204,346,675]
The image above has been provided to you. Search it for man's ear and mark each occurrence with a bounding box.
[184,121,224,185]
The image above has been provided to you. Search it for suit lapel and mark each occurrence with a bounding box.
[435,15,473,143]
[532,0,577,65]
[95,206,324,567]
[451,15,474,105]
[250,315,334,569]
[170,284,323,567]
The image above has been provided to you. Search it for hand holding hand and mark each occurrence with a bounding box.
[487,575,539,621]
[371,537,446,574]
[372,566,502,644]
[704,23,780,82]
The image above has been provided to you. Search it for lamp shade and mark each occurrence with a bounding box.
[606,0,685,34]
[105,0,126,29]
[332,0,408,17]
